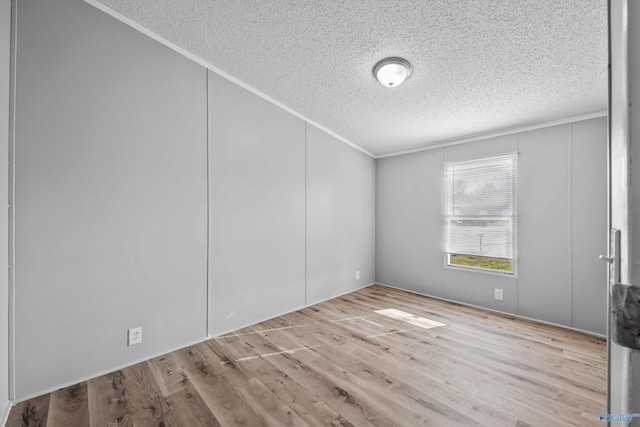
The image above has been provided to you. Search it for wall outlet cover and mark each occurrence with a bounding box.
[128,327,142,346]
[494,289,504,301]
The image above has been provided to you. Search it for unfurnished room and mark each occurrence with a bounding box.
[0,0,639,426]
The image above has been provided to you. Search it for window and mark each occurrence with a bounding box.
[444,153,517,274]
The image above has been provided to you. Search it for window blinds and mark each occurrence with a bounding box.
[445,153,517,261]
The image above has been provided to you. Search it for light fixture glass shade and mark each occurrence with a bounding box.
[373,57,412,87]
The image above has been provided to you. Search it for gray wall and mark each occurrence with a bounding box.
[377,117,607,335]
[376,148,445,297]
[517,125,572,325]
[13,0,208,399]
[11,0,377,401]
[306,125,374,304]
[208,71,306,336]
[363,153,376,286]
[208,72,375,335]
[13,0,377,401]
[571,119,608,333]
[0,0,10,417]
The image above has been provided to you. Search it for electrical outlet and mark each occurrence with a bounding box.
[128,327,142,346]
[494,289,504,301]
[356,270,360,280]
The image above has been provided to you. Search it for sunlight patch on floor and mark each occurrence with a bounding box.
[375,308,446,329]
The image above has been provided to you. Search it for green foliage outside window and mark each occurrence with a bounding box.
[449,254,512,272]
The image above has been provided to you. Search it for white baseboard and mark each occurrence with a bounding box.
[375,282,606,339]
[0,399,12,427]
[16,283,379,404]
[208,283,375,339]
[13,336,208,404]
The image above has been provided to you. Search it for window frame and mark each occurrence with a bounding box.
[443,152,518,276]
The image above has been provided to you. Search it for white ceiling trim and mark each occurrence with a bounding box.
[375,110,608,159]
[83,0,375,158]
[85,0,608,156]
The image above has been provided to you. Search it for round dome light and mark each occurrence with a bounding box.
[373,57,412,87]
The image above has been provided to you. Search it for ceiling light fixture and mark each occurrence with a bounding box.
[373,57,412,88]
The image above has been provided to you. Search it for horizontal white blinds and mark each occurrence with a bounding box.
[445,153,517,260]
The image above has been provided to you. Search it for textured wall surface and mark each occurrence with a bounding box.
[88,0,607,156]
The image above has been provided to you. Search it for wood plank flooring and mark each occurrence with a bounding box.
[7,284,607,426]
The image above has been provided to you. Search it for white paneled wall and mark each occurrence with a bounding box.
[208,71,306,336]
[0,0,10,418]
[11,0,376,401]
[362,155,376,286]
[208,72,375,334]
[306,125,368,304]
[517,125,573,325]
[9,0,606,408]
[377,117,607,335]
[570,116,608,333]
[13,0,208,400]
[376,149,444,296]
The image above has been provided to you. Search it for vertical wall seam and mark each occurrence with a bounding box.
[8,0,17,401]
[441,148,445,297]
[205,69,210,338]
[568,124,574,328]
[372,157,376,284]
[362,152,365,286]
[304,122,307,306]
[515,133,519,315]
[568,125,573,326]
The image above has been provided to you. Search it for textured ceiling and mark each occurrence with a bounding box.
[91,0,608,157]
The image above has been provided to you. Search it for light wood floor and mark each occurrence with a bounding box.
[8,284,607,426]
